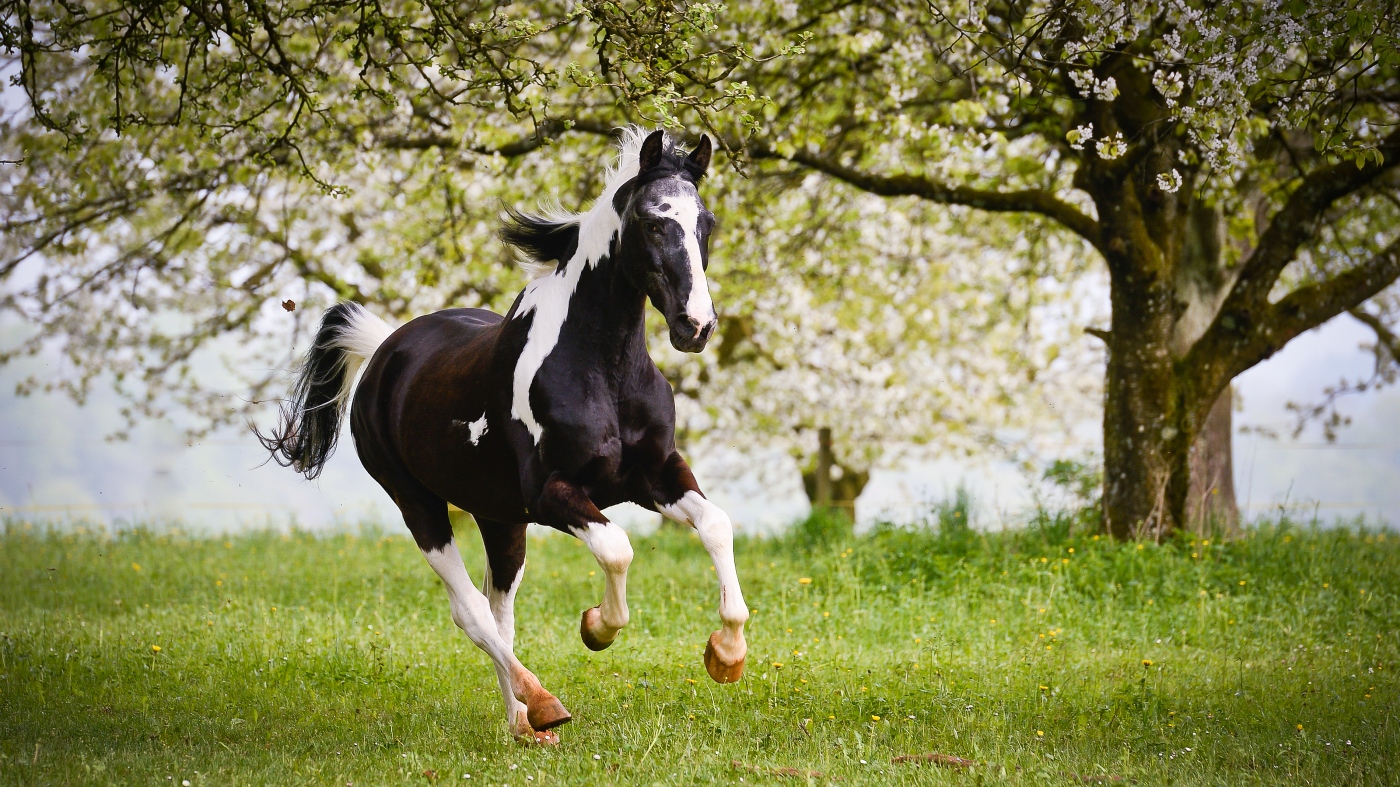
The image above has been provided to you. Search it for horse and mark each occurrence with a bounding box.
[258,128,748,745]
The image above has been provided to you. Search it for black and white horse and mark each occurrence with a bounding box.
[260,129,748,744]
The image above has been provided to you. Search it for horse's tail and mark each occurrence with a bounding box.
[255,302,394,479]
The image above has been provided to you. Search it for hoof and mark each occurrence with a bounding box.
[580,606,615,652]
[703,631,745,684]
[526,693,572,732]
[511,712,561,746]
[516,728,560,746]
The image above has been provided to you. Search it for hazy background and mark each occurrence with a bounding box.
[2,311,1396,534]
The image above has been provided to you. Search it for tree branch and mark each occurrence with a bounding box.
[379,118,616,156]
[748,144,1104,254]
[1189,237,1400,426]
[1350,307,1400,366]
[1220,129,1400,316]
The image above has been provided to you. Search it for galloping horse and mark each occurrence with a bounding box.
[259,129,748,744]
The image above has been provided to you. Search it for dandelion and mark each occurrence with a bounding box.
[152,645,162,653]
[828,715,835,720]
[1039,685,1049,691]
[772,662,784,669]
[990,619,997,625]
[1142,659,1153,667]
[588,571,596,577]
[798,577,812,585]
[132,563,142,572]
[685,678,697,685]
[1296,724,1303,731]
[1240,580,1246,585]
[871,715,881,721]
[1037,730,1045,737]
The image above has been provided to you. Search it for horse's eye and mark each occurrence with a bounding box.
[645,222,661,234]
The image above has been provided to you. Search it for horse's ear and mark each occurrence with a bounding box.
[638,130,666,172]
[684,135,712,180]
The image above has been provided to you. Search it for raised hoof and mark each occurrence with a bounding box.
[703,632,745,684]
[579,606,615,652]
[526,694,572,732]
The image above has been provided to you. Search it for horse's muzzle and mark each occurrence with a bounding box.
[670,316,716,352]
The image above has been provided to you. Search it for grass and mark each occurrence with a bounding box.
[0,514,1397,785]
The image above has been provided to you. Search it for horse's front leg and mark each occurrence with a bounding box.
[535,473,635,651]
[654,453,748,683]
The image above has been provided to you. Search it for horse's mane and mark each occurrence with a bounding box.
[500,126,691,279]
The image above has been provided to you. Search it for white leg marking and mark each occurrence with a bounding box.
[422,541,541,710]
[575,522,634,635]
[659,492,748,643]
[482,561,528,729]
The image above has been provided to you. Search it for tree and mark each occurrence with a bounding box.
[1,0,774,430]
[8,1,1399,541]
[3,0,1102,492]
[712,0,1400,537]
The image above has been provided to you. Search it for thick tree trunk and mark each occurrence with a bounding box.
[1101,295,1180,540]
[1184,386,1239,533]
[1102,197,1243,540]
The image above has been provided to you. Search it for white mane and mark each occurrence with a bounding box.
[516,126,666,280]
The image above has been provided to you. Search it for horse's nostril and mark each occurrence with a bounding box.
[699,321,717,341]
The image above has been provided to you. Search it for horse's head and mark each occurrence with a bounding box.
[616,130,717,353]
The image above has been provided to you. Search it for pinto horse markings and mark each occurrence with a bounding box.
[259,129,747,744]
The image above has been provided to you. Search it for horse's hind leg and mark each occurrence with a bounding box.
[478,519,556,745]
[534,474,634,651]
[397,492,571,738]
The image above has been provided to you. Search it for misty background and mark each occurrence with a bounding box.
[3,307,1396,535]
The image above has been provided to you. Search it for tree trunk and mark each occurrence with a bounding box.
[1184,385,1239,534]
[1101,293,1181,540]
[814,427,834,507]
[1101,197,1244,540]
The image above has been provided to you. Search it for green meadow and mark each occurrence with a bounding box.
[1,513,1396,785]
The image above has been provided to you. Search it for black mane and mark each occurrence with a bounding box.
[499,206,580,264]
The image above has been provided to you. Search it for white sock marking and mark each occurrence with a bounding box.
[574,522,634,633]
[659,492,748,630]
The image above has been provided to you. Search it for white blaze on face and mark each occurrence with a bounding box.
[651,181,713,332]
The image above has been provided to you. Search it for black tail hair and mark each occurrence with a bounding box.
[255,303,368,480]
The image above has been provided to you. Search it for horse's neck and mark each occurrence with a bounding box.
[559,253,648,369]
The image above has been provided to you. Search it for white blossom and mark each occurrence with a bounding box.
[1096,132,1126,160]
[1067,124,1094,150]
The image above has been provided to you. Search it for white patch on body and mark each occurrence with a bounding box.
[649,182,714,332]
[467,414,489,445]
[510,128,655,444]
